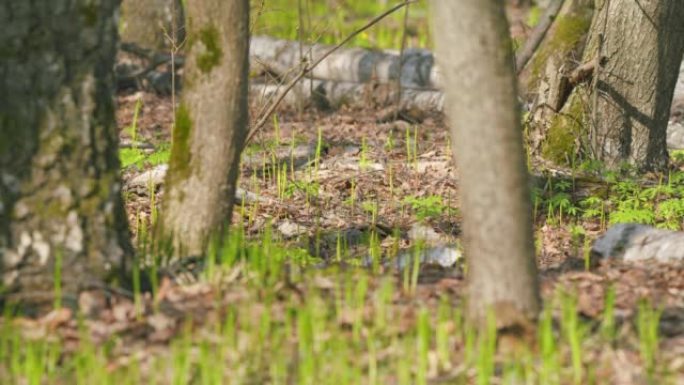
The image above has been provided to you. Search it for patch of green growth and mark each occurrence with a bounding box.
[146,146,171,167]
[655,198,684,229]
[251,0,431,50]
[609,203,655,225]
[119,148,147,169]
[670,149,684,163]
[541,95,587,166]
[119,146,169,170]
[526,5,542,27]
[168,104,193,182]
[196,25,223,74]
[637,300,662,382]
[545,179,579,225]
[403,195,455,221]
[580,195,606,225]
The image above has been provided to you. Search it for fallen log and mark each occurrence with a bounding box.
[249,79,444,112]
[250,35,440,89]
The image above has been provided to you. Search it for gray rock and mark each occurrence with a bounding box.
[591,223,684,262]
[667,120,684,149]
[127,164,168,188]
[393,246,462,270]
[407,223,446,245]
[277,220,308,238]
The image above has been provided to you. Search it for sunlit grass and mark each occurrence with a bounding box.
[251,0,431,50]
[1,222,676,384]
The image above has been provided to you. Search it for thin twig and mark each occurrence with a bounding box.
[246,0,417,144]
[161,16,187,136]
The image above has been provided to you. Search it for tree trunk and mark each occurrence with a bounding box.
[518,0,594,94]
[160,0,250,257]
[523,0,594,162]
[542,0,684,170]
[0,0,132,313]
[432,0,541,327]
[120,0,185,50]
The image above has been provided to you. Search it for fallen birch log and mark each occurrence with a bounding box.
[250,35,441,89]
[250,78,444,112]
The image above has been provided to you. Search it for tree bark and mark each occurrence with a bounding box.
[120,0,185,50]
[523,0,594,161]
[432,0,541,327]
[160,0,250,257]
[0,0,132,313]
[541,0,684,170]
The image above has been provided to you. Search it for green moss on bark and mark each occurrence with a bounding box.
[528,13,592,89]
[168,104,193,184]
[80,3,99,27]
[541,94,588,165]
[196,25,223,73]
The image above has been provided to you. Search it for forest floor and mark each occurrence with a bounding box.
[4,73,683,385]
[104,88,684,384]
[4,2,684,383]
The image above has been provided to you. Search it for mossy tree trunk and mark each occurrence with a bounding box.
[0,0,132,313]
[160,0,250,257]
[521,0,594,159]
[538,0,684,170]
[120,0,185,50]
[433,0,540,328]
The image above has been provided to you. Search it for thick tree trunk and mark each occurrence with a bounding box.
[0,0,132,313]
[542,0,684,170]
[433,0,540,327]
[524,0,594,161]
[120,0,185,50]
[518,0,594,94]
[160,0,250,257]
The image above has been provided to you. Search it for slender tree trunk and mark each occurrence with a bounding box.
[0,0,132,313]
[542,0,684,170]
[160,0,250,257]
[120,0,185,50]
[432,0,540,327]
